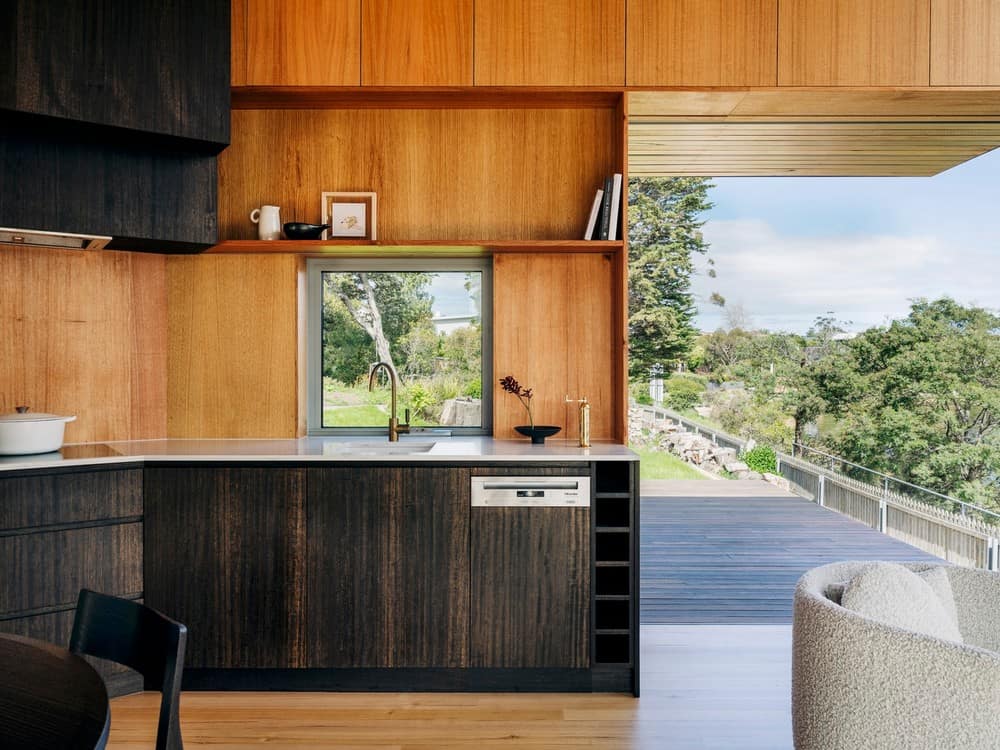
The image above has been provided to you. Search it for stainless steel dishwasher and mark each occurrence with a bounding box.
[469,475,591,670]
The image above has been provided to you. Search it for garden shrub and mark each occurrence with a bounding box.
[741,445,777,475]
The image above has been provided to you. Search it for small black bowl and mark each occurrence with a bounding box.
[283,222,330,240]
[514,425,562,444]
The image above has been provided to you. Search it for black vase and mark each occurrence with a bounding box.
[514,425,561,444]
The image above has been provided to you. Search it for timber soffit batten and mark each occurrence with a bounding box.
[627,89,1000,177]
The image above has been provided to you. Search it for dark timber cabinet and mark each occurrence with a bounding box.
[0,466,144,696]
[307,466,471,668]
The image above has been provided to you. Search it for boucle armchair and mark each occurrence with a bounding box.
[792,561,1000,750]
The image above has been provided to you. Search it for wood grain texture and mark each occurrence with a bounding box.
[493,253,617,441]
[0,469,142,532]
[166,254,304,438]
[362,0,473,85]
[471,507,590,668]
[247,0,360,85]
[219,108,617,241]
[474,0,626,85]
[230,87,623,110]
[0,245,167,443]
[628,121,1000,176]
[778,0,931,85]
[626,0,777,86]
[307,466,471,668]
[232,0,247,86]
[0,523,142,616]
[5,0,229,146]
[144,467,307,669]
[0,609,142,696]
[931,0,1000,85]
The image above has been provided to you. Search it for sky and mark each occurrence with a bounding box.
[691,147,1000,333]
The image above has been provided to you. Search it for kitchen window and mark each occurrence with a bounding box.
[306,258,492,435]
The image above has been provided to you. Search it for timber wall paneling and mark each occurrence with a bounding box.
[626,0,778,86]
[493,253,617,442]
[778,0,931,86]
[166,254,305,438]
[931,0,1000,85]
[0,245,167,443]
[218,108,619,242]
[362,0,474,85]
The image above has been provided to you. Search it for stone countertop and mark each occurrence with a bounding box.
[0,436,639,473]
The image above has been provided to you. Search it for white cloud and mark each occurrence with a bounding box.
[693,219,1000,333]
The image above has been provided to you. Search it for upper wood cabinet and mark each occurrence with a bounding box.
[474,0,626,86]
[778,0,930,86]
[627,0,777,86]
[931,0,1000,85]
[243,0,361,85]
[362,0,473,85]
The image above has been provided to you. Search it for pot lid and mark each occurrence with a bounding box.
[0,406,76,423]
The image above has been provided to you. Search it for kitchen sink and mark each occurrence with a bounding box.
[322,441,437,456]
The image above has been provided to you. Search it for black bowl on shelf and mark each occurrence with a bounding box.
[283,222,330,240]
[514,425,561,444]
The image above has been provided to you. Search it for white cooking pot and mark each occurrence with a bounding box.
[0,406,77,455]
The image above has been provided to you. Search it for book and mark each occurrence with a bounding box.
[607,173,623,241]
[598,176,613,240]
[583,188,604,240]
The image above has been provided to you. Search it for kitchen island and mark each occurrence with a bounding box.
[0,438,640,695]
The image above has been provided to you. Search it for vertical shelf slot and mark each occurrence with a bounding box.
[595,461,631,494]
[595,599,630,630]
[594,633,630,664]
[595,566,630,596]
[596,497,630,528]
[596,531,630,562]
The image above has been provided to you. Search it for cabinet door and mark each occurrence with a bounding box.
[471,506,590,668]
[931,0,1000,85]
[307,467,470,668]
[4,0,229,147]
[362,0,473,85]
[474,0,625,85]
[246,0,360,85]
[144,467,307,668]
[627,0,777,86]
[778,0,930,85]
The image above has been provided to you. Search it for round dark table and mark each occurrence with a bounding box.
[0,633,110,750]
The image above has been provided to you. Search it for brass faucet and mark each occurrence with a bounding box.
[368,361,410,442]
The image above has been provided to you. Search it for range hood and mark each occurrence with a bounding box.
[0,227,112,251]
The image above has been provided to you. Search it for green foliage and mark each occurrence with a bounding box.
[629,380,653,406]
[464,377,482,399]
[401,383,435,420]
[665,374,706,411]
[628,177,714,377]
[634,448,708,480]
[741,445,777,475]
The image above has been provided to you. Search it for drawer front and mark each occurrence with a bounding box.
[0,469,142,531]
[0,523,143,616]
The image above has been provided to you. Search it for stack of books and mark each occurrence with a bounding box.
[583,173,623,241]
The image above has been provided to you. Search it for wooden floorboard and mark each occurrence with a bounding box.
[640,487,940,624]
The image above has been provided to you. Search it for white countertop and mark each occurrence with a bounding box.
[0,436,638,473]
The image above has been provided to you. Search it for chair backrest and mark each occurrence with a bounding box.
[70,589,187,750]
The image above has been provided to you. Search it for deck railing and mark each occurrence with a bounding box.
[634,404,1000,571]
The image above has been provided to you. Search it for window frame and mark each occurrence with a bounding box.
[306,256,493,436]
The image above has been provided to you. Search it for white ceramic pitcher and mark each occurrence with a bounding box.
[250,205,281,240]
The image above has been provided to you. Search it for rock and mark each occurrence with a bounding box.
[439,398,481,426]
[723,460,750,473]
[763,473,791,491]
[744,437,757,453]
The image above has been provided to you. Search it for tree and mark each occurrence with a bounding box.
[817,298,1000,507]
[627,177,714,378]
[322,272,432,381]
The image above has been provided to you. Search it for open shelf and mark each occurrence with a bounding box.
[595,462,633,494]
[208,239,623,255]
[595,567,630,596]
[595,599,630,630]
[596,532,630,562]
[596,497,631,528]
[594,633,631,665]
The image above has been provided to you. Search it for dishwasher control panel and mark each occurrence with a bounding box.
[470,476,591,507]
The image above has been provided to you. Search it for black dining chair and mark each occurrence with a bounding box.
[70,589,187,750]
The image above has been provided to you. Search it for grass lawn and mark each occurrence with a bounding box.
[634,447,709,480]
[322,405,387,427]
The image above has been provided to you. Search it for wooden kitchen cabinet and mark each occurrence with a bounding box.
[2,0,229,148]
[362,0,473,85]
[143,467,308,668]
[931,0,1000,85]
[242,0,361,85]
[307,466,471,668]
[474,0,626,85]
[778,0,930,86]
[626,0,777,86]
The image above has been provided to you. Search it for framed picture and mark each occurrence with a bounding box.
[321,192,377,241]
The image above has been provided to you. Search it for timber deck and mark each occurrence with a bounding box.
[640,479,941,624]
